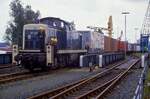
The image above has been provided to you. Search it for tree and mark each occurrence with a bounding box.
[4,0,40,47]
[24,5,40,24]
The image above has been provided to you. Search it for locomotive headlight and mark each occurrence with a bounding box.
[54,38,57,43]
[50,37,57,45]
[39,27,45,33]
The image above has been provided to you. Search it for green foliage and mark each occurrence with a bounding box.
[4,0,40,47]
[144,69,150,99]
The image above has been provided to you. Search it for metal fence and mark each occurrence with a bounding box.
[133,53,149,99]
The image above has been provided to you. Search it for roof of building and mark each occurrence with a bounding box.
[0,42,10,48]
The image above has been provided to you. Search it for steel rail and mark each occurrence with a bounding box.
[49,60,128,99]
[0,71,29,79]
[0,69,62,84]
[76,59,139,99]
[27,60,128,99]
[0,64,15,69]
[95,59,140,99]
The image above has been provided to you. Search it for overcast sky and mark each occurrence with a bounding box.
[0,0,149,43]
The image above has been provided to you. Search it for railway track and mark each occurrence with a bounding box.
[0,65,94,84]
[50,59,139,99]
[0,58,127,85]
[27,59,132,99]
[0,71,33,84]
[0,64,16,69]
[0,69,61,84]
[77,59,140,99]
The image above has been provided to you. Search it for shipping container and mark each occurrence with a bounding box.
[104,36,118,52]
[91,31,104,50]
[133,44,137,51]
[128,43,132,51]
[136,44,141,51]
[104,36,110,52]
[78,30,104,53]
[118,41,126,51]
[131,43,137,51]
[129,43,140,52]
[111,38,118,52]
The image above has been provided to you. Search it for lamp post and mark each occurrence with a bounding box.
[134,28,138,43]
[122,12,130,58]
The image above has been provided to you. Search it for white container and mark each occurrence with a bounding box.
[78,30,104,51]
[136,45,141,51]
[128,43,132,51]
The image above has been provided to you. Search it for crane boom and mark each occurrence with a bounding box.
[108,16,113,38]
[118,30,123,41]
[87,16,113,51]
[117,30,123,51]
[87,16,113,38]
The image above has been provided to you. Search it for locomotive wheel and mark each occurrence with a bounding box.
[41,66,47,71]
[28,61,34,72]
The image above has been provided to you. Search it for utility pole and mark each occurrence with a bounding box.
[122,12,130,58]
[134,28,138,43]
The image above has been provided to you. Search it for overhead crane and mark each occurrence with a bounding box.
[87,16,113,51]
[140,0,150,52]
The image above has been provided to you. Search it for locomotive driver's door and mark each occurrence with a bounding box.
[38,30,45,52]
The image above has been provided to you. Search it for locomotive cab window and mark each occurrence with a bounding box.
[24,30,45,50]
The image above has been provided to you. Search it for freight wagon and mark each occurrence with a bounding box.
[104,36,139,52]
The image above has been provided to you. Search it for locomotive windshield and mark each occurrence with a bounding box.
[24,30,45,50]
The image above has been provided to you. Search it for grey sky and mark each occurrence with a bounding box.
[0,0,149,43]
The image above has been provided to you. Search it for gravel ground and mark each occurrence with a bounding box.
[105,68,142,99]
[0,58,137,99]
[116,59,137,69]
[0,66,26,74]
[0,67,104,99]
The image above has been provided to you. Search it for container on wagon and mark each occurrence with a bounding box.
[136,44,140,51]
[128,43,132,51]
[104,36,110,52]
[78,30,104,53]
[111,38,118,52]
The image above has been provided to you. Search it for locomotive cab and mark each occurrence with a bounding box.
[14,24,57,71]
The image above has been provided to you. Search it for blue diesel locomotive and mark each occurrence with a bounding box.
[13,17,87,71]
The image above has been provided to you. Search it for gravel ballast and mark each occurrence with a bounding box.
[0,58,141,99]
[0,68,103,99]
[105,68,143,99]
[0,66,26,74]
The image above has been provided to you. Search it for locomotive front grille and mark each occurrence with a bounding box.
[17,52,46,70]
